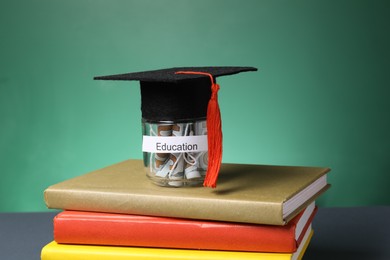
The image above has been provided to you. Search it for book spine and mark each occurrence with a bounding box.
[44,189,284,225]
[41,241,293,260]
[53,212,297,253]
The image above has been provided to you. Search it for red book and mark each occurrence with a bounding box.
[53,202,317,253]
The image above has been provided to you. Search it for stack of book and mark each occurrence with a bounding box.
[41,159,330,260]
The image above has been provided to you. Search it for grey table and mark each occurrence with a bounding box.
[0,207,389,259]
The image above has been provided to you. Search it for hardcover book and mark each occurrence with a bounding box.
[53,202,317,253]
[41,228,314,260]
[44,159,330,225]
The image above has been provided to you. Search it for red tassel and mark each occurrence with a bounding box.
[203,82,222,188]
[175,71,223,188]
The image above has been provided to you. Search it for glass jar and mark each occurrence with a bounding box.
[142,118,208,187]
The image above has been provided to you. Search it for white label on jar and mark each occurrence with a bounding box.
[142,135,208,153]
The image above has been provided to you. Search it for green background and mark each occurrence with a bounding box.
[1,0,389,212]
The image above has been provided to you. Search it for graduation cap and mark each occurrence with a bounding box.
[94,66,258,188]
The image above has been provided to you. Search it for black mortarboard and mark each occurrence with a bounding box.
[94,67,257,121]
[94,66,258,187]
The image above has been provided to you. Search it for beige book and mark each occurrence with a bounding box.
[44,159,330,225]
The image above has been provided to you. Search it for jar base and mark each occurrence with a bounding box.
[145,171,205,187]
